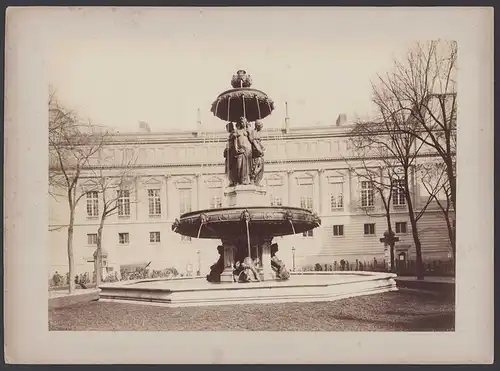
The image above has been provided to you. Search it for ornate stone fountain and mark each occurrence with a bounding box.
[172,70,321,282]
[97,71,397,307]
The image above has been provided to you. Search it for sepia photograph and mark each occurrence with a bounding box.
[5,6,493,364]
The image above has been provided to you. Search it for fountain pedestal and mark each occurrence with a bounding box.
[220,241,236,283]
[219,184,278,282]
[225,184,267,207]
[260,238,275,281]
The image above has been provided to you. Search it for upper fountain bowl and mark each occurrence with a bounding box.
[172,206,321,239]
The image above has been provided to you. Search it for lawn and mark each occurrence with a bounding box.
[49,289,455,331]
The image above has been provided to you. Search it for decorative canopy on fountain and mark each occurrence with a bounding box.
[210,70,275,122]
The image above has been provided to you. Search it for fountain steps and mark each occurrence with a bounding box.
[98,272,398,308]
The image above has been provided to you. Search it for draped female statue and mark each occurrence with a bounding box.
[225,117,253,186]
[224,123,239,186]
[249,120,265,186]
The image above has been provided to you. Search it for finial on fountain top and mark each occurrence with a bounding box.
[231,70,253,88]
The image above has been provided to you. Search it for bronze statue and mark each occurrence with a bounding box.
[206,245,225,283]
[224,118,267,187]
[226,117,253,186]
[249,120,265,186]
[270,243,290,280]
[224,122,239,186]
[235,257,261,283]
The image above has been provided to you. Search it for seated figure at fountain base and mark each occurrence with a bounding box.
[270,243,290,280]
[233,257,260,283]
[206,245,225,283]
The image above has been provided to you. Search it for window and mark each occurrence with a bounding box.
[330,182,344,211]
[179,189,192,214]
[302,230,314,237]
[364,223,376,235]
[181,235,192,242]
[118,232,129,245]
[392,179,406,206]
[268,185,283,207]
[333,225,344,236]
[148,189,161,216]
[360,181,374,207]
[149,231,161,243]
[117,190,130,216]
[299,184,313,211]
[86,191,99,217]
[208,188,223,209]
[395,222,407,234]
[87,233,98,245]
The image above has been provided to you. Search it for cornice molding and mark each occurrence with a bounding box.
[69,152,446,171]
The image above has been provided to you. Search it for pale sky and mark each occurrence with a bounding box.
[48,8,419,133]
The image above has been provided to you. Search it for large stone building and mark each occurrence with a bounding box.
[49,115,454,278]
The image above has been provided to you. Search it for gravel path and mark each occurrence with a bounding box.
[49,289,454,332]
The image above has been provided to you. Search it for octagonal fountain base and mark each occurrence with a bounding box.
[98,271,398,308]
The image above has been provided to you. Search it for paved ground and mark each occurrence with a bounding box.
[49,289,455,332]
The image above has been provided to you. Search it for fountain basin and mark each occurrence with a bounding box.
[173,206,321,239]
[98,271,398,308]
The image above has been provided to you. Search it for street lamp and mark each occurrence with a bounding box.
[197,250,201,276]
[291,246,296,271]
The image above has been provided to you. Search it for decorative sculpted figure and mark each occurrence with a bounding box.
[227,117,253,185]
[231,70,253,88]
[234,257,261,283]
[249,120,265,186]
[206,245,225,283]
[224,122,239,186]
[270,243,290,280]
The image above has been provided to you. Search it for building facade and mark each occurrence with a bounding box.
[49,117,454,278]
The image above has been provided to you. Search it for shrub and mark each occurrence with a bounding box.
[102,271,119,283]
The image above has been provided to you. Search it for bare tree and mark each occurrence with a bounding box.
[373,40,457,212]
[349,108,443,279]
[343,156,401,272]
[89,148,138,286]
[49,94,107,293]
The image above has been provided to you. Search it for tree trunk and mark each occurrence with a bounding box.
[404,171,424,280]
[406,196,424,280]
[384,212,394,272]
[445,159,456,213]
[67,213,76,293]
[408,213,424,279]
[96,217,105,287]
[444,214,456,271]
